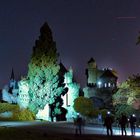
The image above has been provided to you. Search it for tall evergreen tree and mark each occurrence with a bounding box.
[28,22,64,115]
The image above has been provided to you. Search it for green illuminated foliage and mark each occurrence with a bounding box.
[73,96,93,117]
[113,74,140,117]
[13,109,35,121]
[114,104,133,118]
[27,22,64,115]
[0,103,35,121]
[113,75,140,106]
[0,103,19,113]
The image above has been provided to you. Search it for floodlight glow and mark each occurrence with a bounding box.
[133,114,136,117]
[98,81,101,85]
[98,81,102,88]
[107,111,110,115]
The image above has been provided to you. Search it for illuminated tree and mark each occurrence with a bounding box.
[27,22,64,118]
[113,75,140,117]
[73,96,93,117]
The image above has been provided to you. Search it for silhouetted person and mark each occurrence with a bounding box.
[129,114,136,136]
[75,115,83,135]
[119,113,128,136]
[104,113,113,136]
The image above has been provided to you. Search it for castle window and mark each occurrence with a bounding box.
[104,83,107,88]
[108,83,111,87]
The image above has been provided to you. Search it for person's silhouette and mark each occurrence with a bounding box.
[75,115,83,135]
[104,112,113,136]
[129,114,136,136]
[119,113,128,136]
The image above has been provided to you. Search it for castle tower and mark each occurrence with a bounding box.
[85,58,98,86]
[10,68,15,80]
[9,68,16,89]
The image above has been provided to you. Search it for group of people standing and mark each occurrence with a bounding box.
[104,113,137,136]
[73,113,137,136]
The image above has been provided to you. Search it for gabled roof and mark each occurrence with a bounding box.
[59,62,68,73]
[58,62,68,78]
[100,69,117,79]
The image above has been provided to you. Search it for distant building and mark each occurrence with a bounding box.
[59,62,80,121]
[84,58,118,109]
[2,69,18,104]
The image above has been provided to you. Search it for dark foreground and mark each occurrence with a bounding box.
[0,130,139,140]
[0,121,140,140]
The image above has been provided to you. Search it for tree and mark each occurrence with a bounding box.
[27,22,64,119]
[113,74,140,117]
[73,96,94,117]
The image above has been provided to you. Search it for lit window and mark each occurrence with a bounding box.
[108,83,111,87]
[105,83,107,88]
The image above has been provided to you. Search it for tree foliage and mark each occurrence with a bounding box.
[0,103,35,121]
[0,103,19,113]
[114,104,134,118]
[28,22,64,114]
[13,108,35,121]
[113,74,140,117]
[73,96,94,117]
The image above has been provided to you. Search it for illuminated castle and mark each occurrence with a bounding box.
[84,58,118,109]
[86,58,117,88]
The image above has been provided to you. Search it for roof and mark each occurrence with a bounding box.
[100,69,118,79]
[10,68,15,80]
[58,62,68,77]
[88,58,95,63]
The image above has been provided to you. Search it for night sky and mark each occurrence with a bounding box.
[0,0,140,88]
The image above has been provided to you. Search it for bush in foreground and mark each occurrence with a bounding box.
[0,103,35,121]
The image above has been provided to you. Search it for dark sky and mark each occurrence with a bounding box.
[0,0,140,88]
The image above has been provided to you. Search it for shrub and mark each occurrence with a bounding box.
[0,103,35,121]
[13,109,35,121]
[73,96,94,117]
[0,103,19,113]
